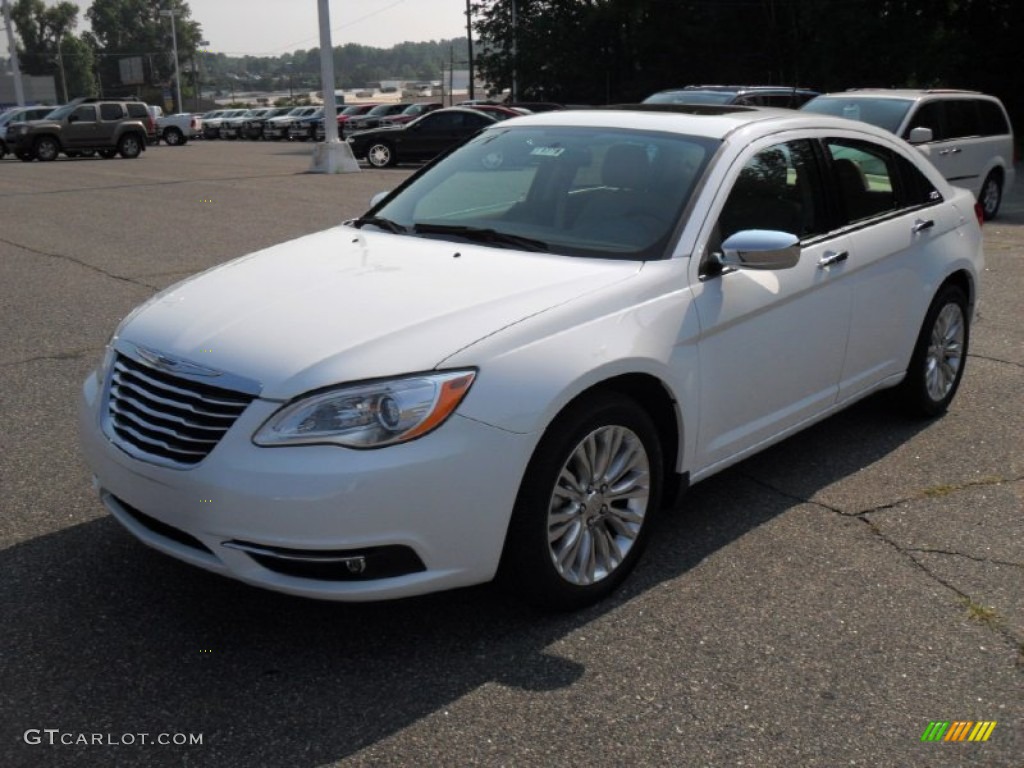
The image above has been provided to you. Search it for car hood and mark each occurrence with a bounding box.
[118,227,641,399]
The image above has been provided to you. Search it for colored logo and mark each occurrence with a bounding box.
[921,721,996,742]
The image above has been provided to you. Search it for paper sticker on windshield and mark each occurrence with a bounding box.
[531,146,565,157]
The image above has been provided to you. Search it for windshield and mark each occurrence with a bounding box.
[369,126,718,261]
[643,90,735,105]
[46,104,76,120]
[800,96,914,134]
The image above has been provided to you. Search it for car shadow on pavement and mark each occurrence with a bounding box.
[0,393,931,767]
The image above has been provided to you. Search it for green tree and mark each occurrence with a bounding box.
[86,0,203,103]
[10,0,95,100]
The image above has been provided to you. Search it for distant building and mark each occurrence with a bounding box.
[1,70,58,108]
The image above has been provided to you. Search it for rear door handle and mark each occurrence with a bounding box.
[817,250,848,268]
[913,218,935,233]
[938,147,962,155]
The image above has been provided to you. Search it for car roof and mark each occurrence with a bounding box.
[655,85,817,94]
[816,88,992,101]
[493,105,890,141]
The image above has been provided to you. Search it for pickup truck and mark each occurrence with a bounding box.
[156,113,203,145]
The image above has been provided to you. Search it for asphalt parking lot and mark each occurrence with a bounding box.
[1,141,1021,767]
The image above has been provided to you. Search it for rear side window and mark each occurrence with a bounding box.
[125,103,148,119]
[100,103,124,121]
[825,139,941,222]
[977,100,1010,136]
[945,100,980,139]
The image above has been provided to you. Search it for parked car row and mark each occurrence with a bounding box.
[4,88,1014,221]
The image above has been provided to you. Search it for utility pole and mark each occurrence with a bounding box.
[465,0,474,101]
[55,36,68,102]
[510,0,517,102]
[2,0,26,105]
[309,0,358,173]
[159,9,182,113]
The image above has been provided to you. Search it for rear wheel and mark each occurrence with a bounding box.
[366,141,396,168]
[99,149,117,159]
[17,150,34,162]
[118,133,142,159]
[497,392,663,610]
[900,284,970,417]
[979,171,1002,221]
[34,136,60,162]
[163,127,184,146]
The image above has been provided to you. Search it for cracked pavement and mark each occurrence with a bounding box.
[0,145,1020,767]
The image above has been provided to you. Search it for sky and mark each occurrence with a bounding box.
[2,0,472,58]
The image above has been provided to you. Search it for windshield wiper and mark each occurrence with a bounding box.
[413,223,549,252]
[350,216,409,234]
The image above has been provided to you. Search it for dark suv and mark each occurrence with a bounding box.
[643,85,819,109]
[8,97,156,161]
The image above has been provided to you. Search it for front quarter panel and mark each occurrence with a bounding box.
[441,259,701,474]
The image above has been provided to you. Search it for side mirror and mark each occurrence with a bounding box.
[907,126,933,144]
[369,191,390,208]
[718,230,800,270]
[67,114,78,124]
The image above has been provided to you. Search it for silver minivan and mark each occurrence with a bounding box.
[802,89,1017,219]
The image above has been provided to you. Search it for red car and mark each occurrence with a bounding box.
[464,104,527,121]
[380,102,444,127]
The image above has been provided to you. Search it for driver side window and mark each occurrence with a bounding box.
[703,140,823,275]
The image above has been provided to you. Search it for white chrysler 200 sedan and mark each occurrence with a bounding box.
[78,106,983,610]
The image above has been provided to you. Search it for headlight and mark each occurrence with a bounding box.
[253,370,476,449]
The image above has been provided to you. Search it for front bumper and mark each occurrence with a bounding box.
[78,369,533,601]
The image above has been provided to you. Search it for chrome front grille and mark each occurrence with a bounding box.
[104,351,255,467]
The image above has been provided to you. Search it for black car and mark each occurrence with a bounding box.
[346,107,497,168]
[643,85,819,109]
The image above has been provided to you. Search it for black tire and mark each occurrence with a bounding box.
[497,391,663,610]
[118,133,142,159]
[0,143,8,160]
[899,284,970,417]
[98,149,117,159]
[978,171,1002,221]
[34,135,60,162]
[163,127,184,146]
[366,141,396,168]
[16,150,34,162]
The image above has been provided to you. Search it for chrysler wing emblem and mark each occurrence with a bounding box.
[133,345,224,378]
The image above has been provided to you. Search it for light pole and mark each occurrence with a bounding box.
[465,0,474,101]
[1,0,25,105]
[159,9,182,113]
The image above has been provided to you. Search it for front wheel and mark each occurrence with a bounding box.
[34,136,60,162]
[366,142,396,168]
[978,172,1002,221]
[497,392,663,610]
[900,284,970,417]
[118,134,142,159]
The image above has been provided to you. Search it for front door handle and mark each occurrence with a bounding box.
[937,147,962,155]
[817,250,848,268]
[913,218,935,233]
